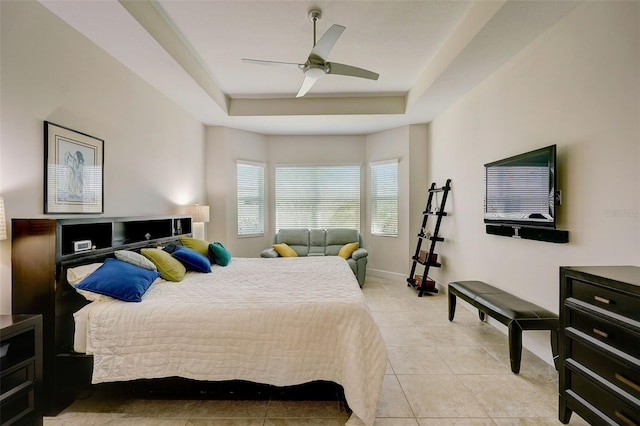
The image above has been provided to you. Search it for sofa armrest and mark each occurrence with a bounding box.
[351,248,368,261]
[260,248,280,258]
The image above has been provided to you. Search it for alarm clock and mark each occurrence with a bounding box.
[73,240,93,252]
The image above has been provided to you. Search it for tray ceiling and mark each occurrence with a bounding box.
[41,0,581,135]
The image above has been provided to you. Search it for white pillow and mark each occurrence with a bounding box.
[66,262,113,302]
[115,250,157,271]
[67,263,103,285]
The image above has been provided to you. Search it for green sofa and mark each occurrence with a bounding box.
[260,228,368,287]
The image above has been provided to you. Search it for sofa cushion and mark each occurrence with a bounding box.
[326,228,359,256]
[309,229,326,256]
[276,228,310,256]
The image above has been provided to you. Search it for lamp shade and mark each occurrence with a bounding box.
[0,197,6,241]
[187,204,210,223]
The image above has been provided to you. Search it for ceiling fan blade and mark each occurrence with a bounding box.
[326,62,379,80]
[242,58,302,67]
[311,24,346,60]
[296,76,318,98]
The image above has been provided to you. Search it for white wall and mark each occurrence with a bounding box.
[428,1,640,362]
[365,125,429,278]
[0,1,206,313]
[205,126,270,257]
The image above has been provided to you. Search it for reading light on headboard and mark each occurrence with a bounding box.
[187,203,210,240]
[0,197,6,241]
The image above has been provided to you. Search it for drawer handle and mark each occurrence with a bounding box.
[594,295,613,304]
[615,411,638,426]
[593,328,609,338]
[616,373,640,393]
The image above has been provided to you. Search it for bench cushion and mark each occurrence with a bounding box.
[475,293,557,320]
[449,280,505,299]
[448,280,558,327]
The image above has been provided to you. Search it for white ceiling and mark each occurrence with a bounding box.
[41,0,581,135]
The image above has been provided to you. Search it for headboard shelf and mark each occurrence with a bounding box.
[55,215,192,257]
[11,215,193,415]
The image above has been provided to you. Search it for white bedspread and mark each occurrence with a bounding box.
[75,256,387,426]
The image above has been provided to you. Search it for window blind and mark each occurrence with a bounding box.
[370,159,398,236]
[275,165,360,230]
[236,161,265,236]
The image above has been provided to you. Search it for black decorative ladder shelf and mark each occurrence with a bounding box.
[407,179,451,297]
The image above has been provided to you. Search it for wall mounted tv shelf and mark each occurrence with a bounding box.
[486,224,569,243]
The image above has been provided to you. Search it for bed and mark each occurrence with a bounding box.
[69,255,387,426]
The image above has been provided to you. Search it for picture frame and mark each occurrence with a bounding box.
[44,121,104,214]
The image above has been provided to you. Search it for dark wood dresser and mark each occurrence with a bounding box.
[559,266,640,425]
[0,315,43,426]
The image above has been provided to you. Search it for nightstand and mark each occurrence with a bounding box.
[0,315,43,426]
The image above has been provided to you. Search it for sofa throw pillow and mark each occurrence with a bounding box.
[74,258,160,302]
[338,242,359,259]
[273,243,298,257]
[209,242,232,266]
[172,246,211,273]
[179,236,210,256]
[141,248,186,282]
[115,250,157,271]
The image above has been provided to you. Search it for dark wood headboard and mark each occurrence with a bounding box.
[11,215,192,415]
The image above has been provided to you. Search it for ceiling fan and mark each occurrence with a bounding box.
[242,9,379,98]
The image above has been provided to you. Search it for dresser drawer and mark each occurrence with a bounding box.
[0,387,36,425]
[0,359,35,397]
[572,339,640,401]
[570,372,640,426]
[571,279,640,322]
[570,309,640,359]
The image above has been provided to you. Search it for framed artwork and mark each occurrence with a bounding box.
[44,121,104,214]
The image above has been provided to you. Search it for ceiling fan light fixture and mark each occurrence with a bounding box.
[304,65,326,79]
[242,8,379,97]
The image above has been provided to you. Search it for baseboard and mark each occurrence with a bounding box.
[367,268,407,282]
[367,269,444,293]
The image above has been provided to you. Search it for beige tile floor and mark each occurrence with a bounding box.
[44,275,590,425]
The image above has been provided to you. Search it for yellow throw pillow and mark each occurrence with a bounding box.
[141,248,186,282]
[272,243,298,257]
[338,242,359,259]
[179,236,210,256]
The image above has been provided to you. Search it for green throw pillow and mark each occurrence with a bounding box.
[208,242,232,266]
[141,248,186,282]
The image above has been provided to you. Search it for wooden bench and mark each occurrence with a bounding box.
[448,280,559,374]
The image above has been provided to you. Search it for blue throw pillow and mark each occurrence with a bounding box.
[208,242,232,266]
[172,246,211,273]
[75,258,160,302]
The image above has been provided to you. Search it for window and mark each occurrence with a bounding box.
[236,161,264,237]
[370,159,398,236]
[275,165,360,230]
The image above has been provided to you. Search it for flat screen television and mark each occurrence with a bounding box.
[484,144,557,229]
